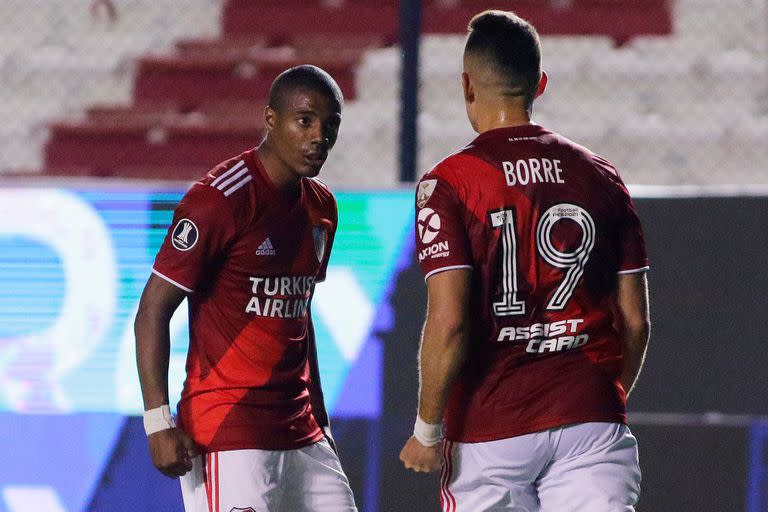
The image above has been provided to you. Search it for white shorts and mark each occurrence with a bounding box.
[441,422,641,512]
[180,439,357,512]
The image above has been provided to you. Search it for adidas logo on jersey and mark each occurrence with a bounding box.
[256,238,276,256]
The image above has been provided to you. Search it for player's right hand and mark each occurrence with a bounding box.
[148,428,199,478]
[400,436,443,473]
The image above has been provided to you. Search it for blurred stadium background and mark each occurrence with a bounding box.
[0,1,766,511]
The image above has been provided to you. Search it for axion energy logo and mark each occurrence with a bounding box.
[417,207,441,244]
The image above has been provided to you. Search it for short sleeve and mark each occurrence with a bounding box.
[615,184,649,274]
[415,174,473,280]
[152,184,236,292]
[315,195,337,283]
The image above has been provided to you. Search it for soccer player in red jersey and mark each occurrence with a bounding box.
[400,11,651,511]
[135,65,357,511]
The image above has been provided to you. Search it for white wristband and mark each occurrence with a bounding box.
[413,415,443,447]
[143,404,176,436]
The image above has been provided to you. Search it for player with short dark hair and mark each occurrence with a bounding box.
[268,64,344,113]
[463,10,542,106]
[400,10,650,511]
[135,64,357,511]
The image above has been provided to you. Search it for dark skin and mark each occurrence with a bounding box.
[135,277,191,478]
[135,86,342,478]
[258,87,341,193]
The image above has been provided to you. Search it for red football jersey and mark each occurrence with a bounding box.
[416,124,649,443]
[153,149,336,452]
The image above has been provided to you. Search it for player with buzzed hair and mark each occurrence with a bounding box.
[135,64,357,511]
[401,10,650,511]
[269,64,344,113]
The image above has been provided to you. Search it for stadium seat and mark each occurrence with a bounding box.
[221,0,671,44]
[133,53,359,107]
[174,36,270,58]
[45,120,263,178]
[224,4,401,42]
[3,0,763,186]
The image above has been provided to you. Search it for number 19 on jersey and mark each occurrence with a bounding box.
[490,203,596,316]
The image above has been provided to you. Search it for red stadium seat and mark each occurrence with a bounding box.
[133,53,359,108]
[288,34,390,56]
[45,120,263,178]
[423,1,672,42]
[86,104,185,125]
[39,0,672,179]
[222,2,400,41]
[222,0,671,44]
[175,36,270,58]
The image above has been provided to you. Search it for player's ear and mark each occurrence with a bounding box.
[264,105,276,131]
[535,71,548,99]
[461,72,474,104]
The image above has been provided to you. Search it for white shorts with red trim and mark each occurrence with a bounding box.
[180,439,357,512]
[440,422,641,512]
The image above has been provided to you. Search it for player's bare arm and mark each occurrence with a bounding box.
[400,268,471,473]
[135,274,199,478]
[617,272,651,396]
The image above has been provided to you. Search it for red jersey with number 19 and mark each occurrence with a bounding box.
[152,148,336,452]
[416,124,648,443]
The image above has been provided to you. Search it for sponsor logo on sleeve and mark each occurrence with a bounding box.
[416,179,437,208]
[417,207,441,244]
[171,219,198,251]
[418,241,450,262]
[312,225,327,262]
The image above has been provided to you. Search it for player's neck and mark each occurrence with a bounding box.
[257,142,302,195]
[475,108,533,134]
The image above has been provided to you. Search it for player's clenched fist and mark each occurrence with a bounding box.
[148,428,199,478]
[400,436,443,473]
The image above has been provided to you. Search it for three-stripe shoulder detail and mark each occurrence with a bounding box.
[210,160,253,197]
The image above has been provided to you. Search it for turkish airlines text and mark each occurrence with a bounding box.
[244,276,315,318]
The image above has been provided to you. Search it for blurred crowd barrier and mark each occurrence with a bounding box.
[0,0,765,187]
[420,0,768,185]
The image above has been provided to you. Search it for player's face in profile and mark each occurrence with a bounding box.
[267,88,342,179]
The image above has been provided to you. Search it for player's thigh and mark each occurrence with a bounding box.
[209,449,286,512]
[536,422,641,512]
[282,438,357,512]
[445,434,551,512]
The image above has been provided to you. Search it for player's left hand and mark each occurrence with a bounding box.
[399,436,443,473]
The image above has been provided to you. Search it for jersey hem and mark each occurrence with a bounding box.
[446,413,626,443]
[424,264,473,281]
[152,268,194,293]
[617,266,650,275]
[200,430,325,453]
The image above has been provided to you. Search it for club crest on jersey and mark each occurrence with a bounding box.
[312,225,326,262]
[417,207,441,244]
[416,179,437,208]
[171,219,198,251]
